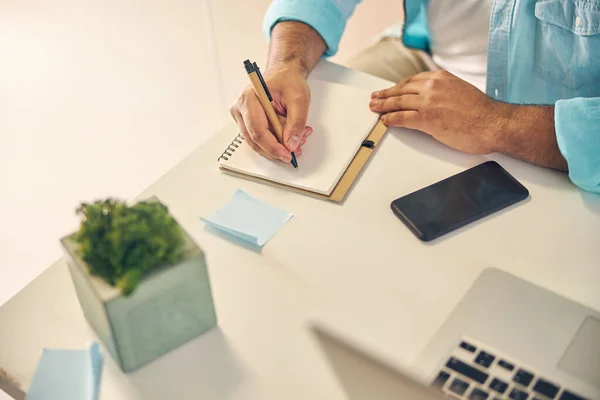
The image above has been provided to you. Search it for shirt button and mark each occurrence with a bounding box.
[494,88,499,97]
[576,16,581,27]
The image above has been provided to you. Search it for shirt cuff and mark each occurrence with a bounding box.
[555,97,600,193]
[262,0,347,57]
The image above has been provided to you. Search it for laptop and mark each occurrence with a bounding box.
[311,268,600,400]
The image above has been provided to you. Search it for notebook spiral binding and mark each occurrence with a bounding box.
[218,133,244,162]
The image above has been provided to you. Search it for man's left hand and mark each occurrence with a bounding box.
[369,70,510,154]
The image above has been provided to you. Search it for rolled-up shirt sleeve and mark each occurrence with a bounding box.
[555,97,600,193]
[263,0,362,57]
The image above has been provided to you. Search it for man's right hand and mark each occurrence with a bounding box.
[229,20,326,162]
[230,68,312,162]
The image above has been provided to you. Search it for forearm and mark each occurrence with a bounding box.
[495,104,568,171]
[266,21,327,78]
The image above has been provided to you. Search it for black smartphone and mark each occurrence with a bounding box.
[391,161,529,242]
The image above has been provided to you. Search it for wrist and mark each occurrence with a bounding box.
[265,21,325,79]
[487,101,517,154]
[265,63,309,80]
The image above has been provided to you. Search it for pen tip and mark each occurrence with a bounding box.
[291,152,298,168]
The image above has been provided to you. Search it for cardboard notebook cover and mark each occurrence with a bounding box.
[219,119,388,203]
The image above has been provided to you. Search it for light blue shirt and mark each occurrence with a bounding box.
[263,0,600,193]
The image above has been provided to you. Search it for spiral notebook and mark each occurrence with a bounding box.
[218,80,381,198]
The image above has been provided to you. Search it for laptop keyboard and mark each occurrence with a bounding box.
[430,339,589,400]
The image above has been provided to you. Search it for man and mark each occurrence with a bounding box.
[230,0,600,193]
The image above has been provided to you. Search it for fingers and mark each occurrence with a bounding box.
[381,110,421,130]
[230,109,276,160]
[291,127,311,157]
[230,84,314,162]
[371,71,441,99]
[304,125,313,138]
[277,116,313,138]
[230,104,313,162]
[370,94,422,113]
[372,81,425,99]
[371,76,411,99]
[241,93,292,162]
[282,93,310,152]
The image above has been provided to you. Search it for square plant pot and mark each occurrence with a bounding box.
[61,214,217,373]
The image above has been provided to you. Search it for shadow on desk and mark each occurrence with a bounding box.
[391,128,574,190]
[391,128,485,170]
[0,368,24,400]
[126,328,245,400]
[204,225,262,253]
[581,191,600,215]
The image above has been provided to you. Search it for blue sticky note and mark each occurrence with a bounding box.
[26,342,103,400]
[201,189,293,247]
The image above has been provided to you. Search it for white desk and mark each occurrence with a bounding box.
[1,61,599,400]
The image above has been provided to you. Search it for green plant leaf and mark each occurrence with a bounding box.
[75,198,185,295]
[118,269,143,297]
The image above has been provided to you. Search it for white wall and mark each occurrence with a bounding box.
[0,0,400,307]
[0,0,223,306]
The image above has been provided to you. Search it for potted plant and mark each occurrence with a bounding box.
[61,197,217,372]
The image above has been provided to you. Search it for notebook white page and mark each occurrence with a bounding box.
[218,80,379,195]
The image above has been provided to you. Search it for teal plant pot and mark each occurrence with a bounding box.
[60,224,217,373]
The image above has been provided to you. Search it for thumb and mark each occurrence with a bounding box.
[283,95,309,152]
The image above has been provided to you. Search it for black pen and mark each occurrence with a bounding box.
[244,59,298,168]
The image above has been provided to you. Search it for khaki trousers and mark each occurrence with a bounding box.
[345,38,437,83]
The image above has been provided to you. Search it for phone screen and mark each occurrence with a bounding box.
[391,161,529,241]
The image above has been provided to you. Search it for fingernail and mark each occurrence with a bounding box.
[280,154,291,162]
[370,99,379,107]
[287,135,300,150]
[371,91,379,98]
